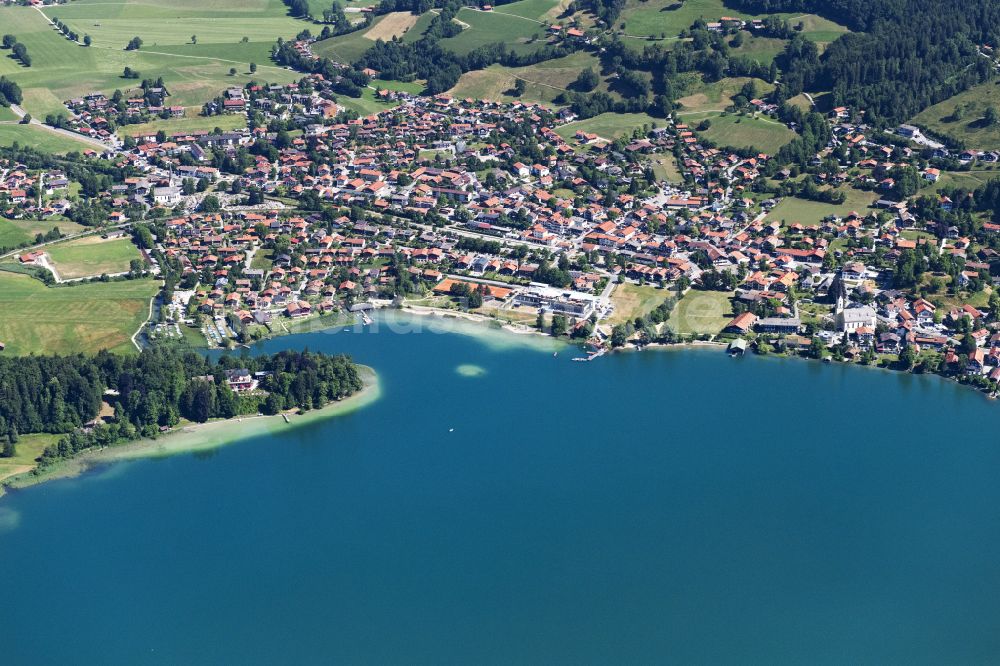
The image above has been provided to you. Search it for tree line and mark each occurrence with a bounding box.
[0,348,363,467]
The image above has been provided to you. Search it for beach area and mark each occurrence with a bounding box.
[0,365,381,497]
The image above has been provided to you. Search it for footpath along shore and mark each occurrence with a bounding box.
[0,366,380,497]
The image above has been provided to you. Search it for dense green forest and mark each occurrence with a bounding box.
[0,348,363,468]
[732,0,1000,122]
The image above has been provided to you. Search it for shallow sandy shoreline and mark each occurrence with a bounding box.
[1,366,380,496]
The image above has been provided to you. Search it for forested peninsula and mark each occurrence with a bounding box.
[0,348,364,474]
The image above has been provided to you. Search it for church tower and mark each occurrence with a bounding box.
[831,272,848,314]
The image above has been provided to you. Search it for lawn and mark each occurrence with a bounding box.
[649,154,684,183]
[555,112,661,141]
[0,432,61,484]
[682,111,795,154]
[118,111,246,137]
[0,3,300,121]
[765,188,880,226]
[911,81,1000,151]
[0,272,159,355]
[609,282,669,325]
[46,235,142,279]
[666,288,734,336]
[0,124,98,153]
[0,106,18,122]
[0,217,87,250]
[439,8,550,56]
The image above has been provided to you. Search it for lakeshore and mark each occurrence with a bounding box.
[0,366,380,497]
[4,322,1000,663]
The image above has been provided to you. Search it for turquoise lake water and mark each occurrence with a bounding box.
[3,314,1000,664]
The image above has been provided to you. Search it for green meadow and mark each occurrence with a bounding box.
[680,111,795,154]
[439,8,549,56]
[0,1,301,120]
[555,112,661,141]
[46,235,143,280]
[0,124,98,153]
[0,272,159,355]
[0,217,87,250]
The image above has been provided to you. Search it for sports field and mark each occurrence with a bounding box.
[46,235,142,280]
[0,1,300,119]
[0,272,159,355]
[666,288,734,336]
[0,217,87,250]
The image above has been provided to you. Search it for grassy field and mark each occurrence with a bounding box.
[555,112,660,141]
[0,124,99,153]
[0,106,18,122]
[609,282,668,325]
[313,27,377,62]
[650,153,684,182]
[617,0,849,44]
[765,188,880,226]
[930,169,1000,193]
[682,111,795,154]
[118,111,246,137]
[730,33,786,64]
[677,76,774,114]
[47,236,142,279]
[667,288,734,336]
[793,13,851,47]
[0,272,159,355]
[0,217,87,250]
[439,8,550,56]
[363,11,421,40]
[0,2,300,120]
[488,0,562,21]
[0,432,61,484]
[448,51,603,106]
[911,81,1000,151]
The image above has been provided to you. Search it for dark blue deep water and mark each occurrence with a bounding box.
[3,315,1000,664]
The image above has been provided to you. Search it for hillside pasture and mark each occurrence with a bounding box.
[0,3,300,120]
[555,112,660,142]
[681,111,795,154]
[448,51,603,105]
[439,8,549,56]
[911,81,1000,151]
[0,272,159,355]
[765,189,879,226]
[676,76,774,114]
[364,11,421,40]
